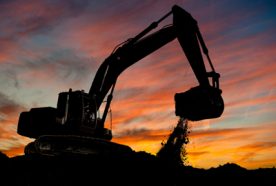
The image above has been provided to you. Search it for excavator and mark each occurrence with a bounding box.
[17,5,224,157]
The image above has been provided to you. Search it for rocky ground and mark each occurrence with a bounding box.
[0,151,275,186]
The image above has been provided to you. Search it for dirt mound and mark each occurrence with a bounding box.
[1,151,275,186]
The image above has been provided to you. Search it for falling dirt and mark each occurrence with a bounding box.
[157,118,190,167]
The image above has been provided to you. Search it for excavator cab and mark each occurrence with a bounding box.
[18,90,112,140]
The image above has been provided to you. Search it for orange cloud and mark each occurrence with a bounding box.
[1,145,25,157]
[112,128,170,154]
[186,123,276,169]
[111,121,276,169]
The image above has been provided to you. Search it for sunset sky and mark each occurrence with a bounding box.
[0,0,275,169]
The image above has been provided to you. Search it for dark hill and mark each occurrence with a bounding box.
[0,151,275,186]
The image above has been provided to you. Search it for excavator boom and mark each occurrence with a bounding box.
[89,5,211,110]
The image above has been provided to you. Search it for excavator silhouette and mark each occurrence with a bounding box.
[17,5,224,157]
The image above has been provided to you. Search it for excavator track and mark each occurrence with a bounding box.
[24,135,133,158]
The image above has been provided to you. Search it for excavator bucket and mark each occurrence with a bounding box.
[175,86,224,121]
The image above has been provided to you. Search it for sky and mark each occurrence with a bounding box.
[0,0,275,169]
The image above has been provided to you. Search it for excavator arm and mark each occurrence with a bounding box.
[89,5,223,123]
[90,6,208,106]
